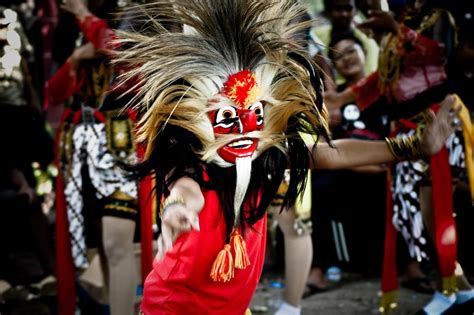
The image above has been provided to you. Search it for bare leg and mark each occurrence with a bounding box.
[271,206,312,309]
[306,267,329,290]
[102,216,137,315]
[404,260,427,280]
[419,187,434,241]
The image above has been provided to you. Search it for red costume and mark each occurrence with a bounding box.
[142,189,266,314]
[114,0,331,313]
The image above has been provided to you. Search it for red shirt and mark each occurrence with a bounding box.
[141,189,267,315]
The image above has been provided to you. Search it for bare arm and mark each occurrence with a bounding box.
[310,139,394,169]
[167,176,205,214]
[157,176,204,261]
[350,165,387,174]
[311,94,459,169]
[62,0,115,51]
[61,0,92,21]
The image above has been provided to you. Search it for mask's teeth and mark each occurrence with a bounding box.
[228,139,253,148]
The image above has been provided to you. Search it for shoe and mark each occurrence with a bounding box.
[401,277,435,295]
[31,275,56,297]
[413,298,474,314]
[414,291,456,315]
[0,280,11,296]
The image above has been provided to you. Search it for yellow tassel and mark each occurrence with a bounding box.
[379,290,398,314]
[441,275,458,296]
[210,244,234,282]
[453,95,474,203]
[231,229,251,269]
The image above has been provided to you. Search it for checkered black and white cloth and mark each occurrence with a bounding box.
[62,122,138,269]
[392,128,465,262]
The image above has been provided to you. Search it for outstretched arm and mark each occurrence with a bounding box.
[157,176,204,261]
[61,0,115,50]
[311,95,459,169]
[311,139,393,170]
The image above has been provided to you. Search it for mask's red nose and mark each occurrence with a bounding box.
[239,109,257,133]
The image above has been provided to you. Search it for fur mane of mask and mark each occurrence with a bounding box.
[115,0,331,232]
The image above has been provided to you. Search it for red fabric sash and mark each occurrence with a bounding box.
[129,109,154,282]
[55,109,76,315]
[381,170,398,293]
[430,148,457,278]
[381,114,457,308]
[381,150,458,308]
[139,176,153,282]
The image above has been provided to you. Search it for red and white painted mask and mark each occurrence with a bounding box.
[209,70,264,164]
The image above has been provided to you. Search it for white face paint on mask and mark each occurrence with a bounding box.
[233,156,253,226]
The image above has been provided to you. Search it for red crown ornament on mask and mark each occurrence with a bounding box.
[223,70,259,107]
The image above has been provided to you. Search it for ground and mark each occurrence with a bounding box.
[250,274,432,315]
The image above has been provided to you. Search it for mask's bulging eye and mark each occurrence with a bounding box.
[214,106,238,128]
[249,101,264,126]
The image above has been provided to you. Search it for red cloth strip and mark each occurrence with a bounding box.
[139,174,154,282]
[55,124,76,315]
[430,148,457,278]
[381,170,399,293]
[132,108,154,283]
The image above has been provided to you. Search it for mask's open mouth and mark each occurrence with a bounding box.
[218,137,258,163]
[227,139,254,149]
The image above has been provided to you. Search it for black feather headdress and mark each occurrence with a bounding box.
[115,0,330,281]
[116,0,329,158]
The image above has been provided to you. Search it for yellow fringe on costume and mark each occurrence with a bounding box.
[295,132,317,219]
[231,229,251,269]
[295,171,312,220]
[210,244,234,282]
[441,275,458,296]
[210,227,252,282]
[453,95,474,203]
[379,290,399,314]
